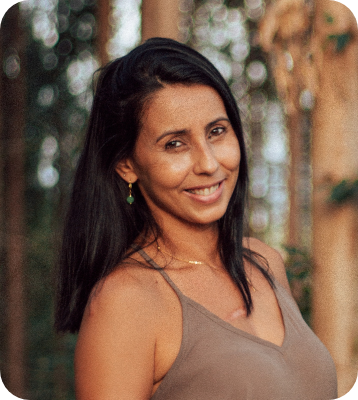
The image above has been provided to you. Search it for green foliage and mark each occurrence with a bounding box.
[225,0,244,7]
[328,179,358,204]
[323,11,352,52]
[327,33,352,52]
[324,12,334,24]
[8,0,97,397]
[26,218,77,400]
[282,246,312,325]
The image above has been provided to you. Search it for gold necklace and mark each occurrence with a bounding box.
[157,245,256,291]
[157,245,204,265]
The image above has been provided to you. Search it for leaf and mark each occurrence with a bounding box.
[327,33,351,53]
[336,33,351,52]
[282,245,306,256]
[329,179,358,204]
[324,12,334,24]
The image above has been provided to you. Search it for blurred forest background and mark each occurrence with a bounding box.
[0,0,357,399]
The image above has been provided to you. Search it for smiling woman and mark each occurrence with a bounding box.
[55,38,337,400]
[117,84,241,226]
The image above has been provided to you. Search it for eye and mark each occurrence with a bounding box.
[208,126,226,139]
[165,140,183,150]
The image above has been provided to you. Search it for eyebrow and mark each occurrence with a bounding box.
[155,117,231,143]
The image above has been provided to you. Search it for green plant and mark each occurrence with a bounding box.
[328,179,358,204]
[327,33,352,52]
[323,11,352,52]
[282,246,312,325]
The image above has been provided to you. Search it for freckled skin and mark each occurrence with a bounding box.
[126,84,241,228]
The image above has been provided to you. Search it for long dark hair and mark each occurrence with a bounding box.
[55,37,273,333]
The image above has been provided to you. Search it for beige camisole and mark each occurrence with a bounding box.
[137,248,338,400]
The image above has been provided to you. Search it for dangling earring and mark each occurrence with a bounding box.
[126,181,134,204]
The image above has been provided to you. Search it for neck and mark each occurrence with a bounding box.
[146,212,222,267]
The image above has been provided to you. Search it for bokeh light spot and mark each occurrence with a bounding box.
[37,164,59,188]
[37,85,56,107]
[246,60,267,86]
[4,54,20,79]
[41,135,58,157]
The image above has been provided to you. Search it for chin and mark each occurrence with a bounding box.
[184,205,229,226]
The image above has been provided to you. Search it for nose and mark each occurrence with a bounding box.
[192,141,219,175]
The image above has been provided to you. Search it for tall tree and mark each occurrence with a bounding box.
[310,1,358,395]
[0,4,5,391]
[260,0,358,395]
[96,0,111,65]
[1,4,27,398]
[14,0,98,397]
[141,0,181,41]
[259,0,313,248]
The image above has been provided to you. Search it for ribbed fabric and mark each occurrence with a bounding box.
[136,248,338,400]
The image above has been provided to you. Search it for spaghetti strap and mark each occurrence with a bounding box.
[131,244,186,300]
[130,246,337,400]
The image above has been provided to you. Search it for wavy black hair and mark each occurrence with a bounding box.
[55,37,273,333]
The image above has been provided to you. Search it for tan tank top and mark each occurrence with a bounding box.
[137,248,338,400]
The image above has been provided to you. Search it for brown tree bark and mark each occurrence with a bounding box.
[1,4,27,398]
[0,0,4,275]
[0,3,5,386]
[286,111,303,247]
[141,0,181,42]
[96,0,111,66]
[259,0,313,249]
[311,1,358,395]
[260,0,358,395]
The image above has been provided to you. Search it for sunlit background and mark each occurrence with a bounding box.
[18,0,308,249]
[1,0,357,398]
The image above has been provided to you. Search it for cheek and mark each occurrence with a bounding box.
[219,137,241,172]
[135,153,192,190]
[163,154,192,176]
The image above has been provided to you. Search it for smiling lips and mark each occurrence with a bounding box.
[184,181,224,204]
[186,183,220,196]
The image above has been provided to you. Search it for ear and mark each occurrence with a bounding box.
[115,158,138,183]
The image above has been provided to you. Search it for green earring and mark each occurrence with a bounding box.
[126,181,134,204]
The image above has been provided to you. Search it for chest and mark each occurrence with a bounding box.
[153,267,286,391]
[164,266,285,344]
[152,284,338,400]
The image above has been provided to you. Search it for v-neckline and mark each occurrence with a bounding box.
[136,246,289,352]
[180,287,288,352]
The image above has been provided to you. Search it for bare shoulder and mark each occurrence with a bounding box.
[243,237,292,294]
[75,260,164,399]
[81,258,167,341]
[87,259,164,318]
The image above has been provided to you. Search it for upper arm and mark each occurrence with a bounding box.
[75,270,158,400]
[244,237,292,294]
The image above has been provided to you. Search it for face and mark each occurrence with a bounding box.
[119,84,241,227]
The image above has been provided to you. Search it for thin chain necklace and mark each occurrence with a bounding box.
[157,245,256,292]
[157,245,204,265]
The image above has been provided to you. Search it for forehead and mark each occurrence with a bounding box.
[140,84,228,134]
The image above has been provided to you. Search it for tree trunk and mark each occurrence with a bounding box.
[259,0,358,394]
[0,5,6,390]
[259,0,313,250]
[1,4,27,398]
[96,0,111,66]
[287,111,304,247]
[311,0,358,396]
[141,0,181,42]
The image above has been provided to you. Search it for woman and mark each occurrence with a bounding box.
[55,38,337,399]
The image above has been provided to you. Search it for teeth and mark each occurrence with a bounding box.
[188,183,219,196]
